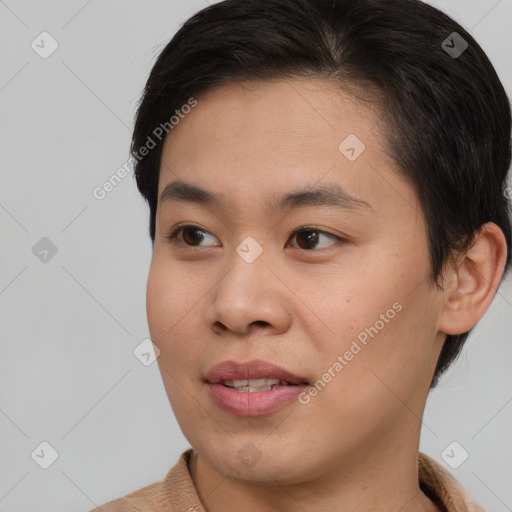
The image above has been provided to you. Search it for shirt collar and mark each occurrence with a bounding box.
[162,449,485,511]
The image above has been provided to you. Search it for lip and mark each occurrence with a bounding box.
[205,359,309,385]
[205,359,309,417]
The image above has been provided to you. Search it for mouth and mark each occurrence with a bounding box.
[205,358,310,388]
[205,359,310,415]
[221,378,306,392]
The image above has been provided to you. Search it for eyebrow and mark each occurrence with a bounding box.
[159,179,373,213]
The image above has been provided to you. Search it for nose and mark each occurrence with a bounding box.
[204,244,292,337]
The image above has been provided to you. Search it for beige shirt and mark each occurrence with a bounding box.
[90,449,485,511]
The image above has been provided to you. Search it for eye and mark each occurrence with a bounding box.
[166,224,220,247]
[287,227,341,250]
[165,224,341,250]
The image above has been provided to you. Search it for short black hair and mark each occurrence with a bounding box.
[130,0,512,388]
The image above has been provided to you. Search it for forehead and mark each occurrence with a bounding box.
[157,78,410,217]
[164,79,382,153]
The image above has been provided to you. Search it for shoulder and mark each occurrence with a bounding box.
[88,481,166,512]
[88,449,197,512]
[418,452,486,512]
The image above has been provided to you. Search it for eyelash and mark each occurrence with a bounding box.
[165,224,342,251]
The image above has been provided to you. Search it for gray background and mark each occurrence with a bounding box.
[0,0,511,510]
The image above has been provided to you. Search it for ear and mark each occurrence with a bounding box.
[438,222,508,336]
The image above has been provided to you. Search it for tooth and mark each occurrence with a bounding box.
[221,377,294,390]
[248,386,271,392]
[248,378,280,387]
[247,378,267,387]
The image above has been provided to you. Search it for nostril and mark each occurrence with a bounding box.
[251,320,269,327]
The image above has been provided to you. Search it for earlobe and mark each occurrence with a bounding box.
[438,222,508,336]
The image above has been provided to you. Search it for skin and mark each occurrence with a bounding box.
[146,79,507,511]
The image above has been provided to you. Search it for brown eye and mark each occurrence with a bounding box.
[181,227,206,246]
[166,225,341,251]
[288,228,340,250]
[166,225,220,247]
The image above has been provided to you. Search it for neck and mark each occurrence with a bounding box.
[188,445,442,512]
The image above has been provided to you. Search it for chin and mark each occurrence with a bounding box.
[194,437,317,485]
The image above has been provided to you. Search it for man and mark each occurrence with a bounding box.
[92,0,511,510]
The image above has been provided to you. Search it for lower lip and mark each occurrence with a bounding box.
[208,383,308,416]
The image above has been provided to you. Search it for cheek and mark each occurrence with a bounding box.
[329,285,440,409]
[146,261,187,371]
[146,257,211,371]
[146,260,208,423]
[302,257,402,339]
[146,264,172,341]
[147,257,198,336]
[311,249,439,389]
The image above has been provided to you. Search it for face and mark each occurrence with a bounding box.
[146,79,446,484]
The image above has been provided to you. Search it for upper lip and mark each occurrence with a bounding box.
[205,359,309,385]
